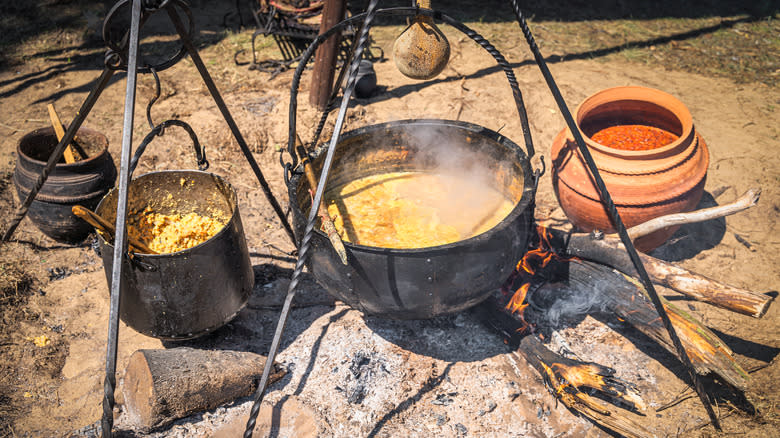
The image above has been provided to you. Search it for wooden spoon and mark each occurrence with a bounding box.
[71,205,158,254]
[295,134,348,265]
[392,0,450,80]
[47,104,79,163]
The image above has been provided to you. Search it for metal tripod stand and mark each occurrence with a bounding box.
[2,0,296,436]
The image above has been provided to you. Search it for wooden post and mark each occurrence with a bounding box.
[309,0,346,111]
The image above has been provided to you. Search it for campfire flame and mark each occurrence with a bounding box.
[502,226,572,333]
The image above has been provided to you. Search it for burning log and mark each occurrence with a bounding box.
[121,348,286,432]
[515,335,652,438]
[477,297,652,438]
[529,259,750,391]
[558,188,773,318]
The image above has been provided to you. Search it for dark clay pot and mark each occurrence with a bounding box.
[13,126,116,243]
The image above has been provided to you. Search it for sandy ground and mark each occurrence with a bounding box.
[0,4,778,438]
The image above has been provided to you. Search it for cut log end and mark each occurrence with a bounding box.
[123,350,156,428]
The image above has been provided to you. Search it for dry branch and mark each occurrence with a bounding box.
[624,188,760,240]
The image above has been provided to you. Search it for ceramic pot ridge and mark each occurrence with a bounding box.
[551,86,710,251]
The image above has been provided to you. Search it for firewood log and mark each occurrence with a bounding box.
[526,259,750,391]
[121,347,286,432]
[561,231,773,318]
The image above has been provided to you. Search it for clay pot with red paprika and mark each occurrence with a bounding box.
[551,86,709,252]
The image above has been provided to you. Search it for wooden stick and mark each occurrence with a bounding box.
[528,259,750,391]
[563,231,773,318]
[624,188,760,240]
[71,205,157,254]
[296,136,349,265]
[47,104,78,163]
[122,348,286,432]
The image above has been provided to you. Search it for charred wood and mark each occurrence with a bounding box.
[561,231,773,318]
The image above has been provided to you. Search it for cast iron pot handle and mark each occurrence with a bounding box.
[283,6,537,180]
[129,119,209,177]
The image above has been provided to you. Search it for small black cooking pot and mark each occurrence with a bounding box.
[96,170,254,339]
[288,119,536,319]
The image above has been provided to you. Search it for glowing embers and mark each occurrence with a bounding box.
[502,226,572,334]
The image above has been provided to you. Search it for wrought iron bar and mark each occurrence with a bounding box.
[102,1,142,436]
[506,0,720,429]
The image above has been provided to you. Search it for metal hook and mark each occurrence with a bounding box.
[146,67,162,129]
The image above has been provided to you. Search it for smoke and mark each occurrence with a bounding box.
[528,273,615,328]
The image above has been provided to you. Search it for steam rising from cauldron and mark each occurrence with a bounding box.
[393,123,514,236]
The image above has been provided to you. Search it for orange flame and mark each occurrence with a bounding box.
[502,226,574,333]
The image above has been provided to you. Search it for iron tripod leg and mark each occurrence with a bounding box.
[1,67,115,242]
[102,0,142,436]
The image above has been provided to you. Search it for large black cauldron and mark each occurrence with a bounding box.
[288,119,536,319]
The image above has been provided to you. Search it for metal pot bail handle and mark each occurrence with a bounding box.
[129,119,209,178]
[284,7,539,169]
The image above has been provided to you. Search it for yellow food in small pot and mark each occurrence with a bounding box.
[128,206,228,254]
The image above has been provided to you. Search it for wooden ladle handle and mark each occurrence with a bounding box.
[71,205,157,254]
[47,104,78,163]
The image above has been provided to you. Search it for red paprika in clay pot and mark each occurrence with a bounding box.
[551,86,709,252]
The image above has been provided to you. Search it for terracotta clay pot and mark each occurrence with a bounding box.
[551,86,709,252]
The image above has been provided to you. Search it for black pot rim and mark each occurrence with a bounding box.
[96,169,240,258]
[17,126,110,168]
[289,118,536,255]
